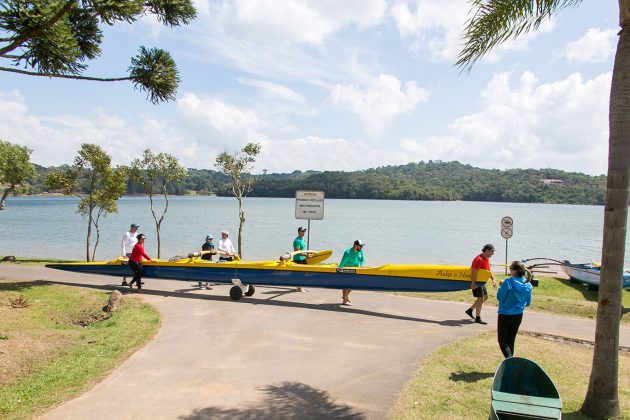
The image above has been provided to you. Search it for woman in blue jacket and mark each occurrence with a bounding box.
[497,261,533,358]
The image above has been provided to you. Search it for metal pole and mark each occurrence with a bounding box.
[307,219,311,249]
[505,238,508,275]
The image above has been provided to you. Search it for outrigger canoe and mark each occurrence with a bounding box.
[46,251,491,300]
[561,260,630,290]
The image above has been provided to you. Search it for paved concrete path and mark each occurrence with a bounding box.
[1,265,628,419]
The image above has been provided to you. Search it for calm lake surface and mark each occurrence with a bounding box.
[1,196,629,267]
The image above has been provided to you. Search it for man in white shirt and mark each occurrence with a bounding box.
[217,230,237,261]
[121,223,139,286]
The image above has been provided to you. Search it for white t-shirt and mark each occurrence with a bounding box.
[218,237,236,255]
[122,231,138,255]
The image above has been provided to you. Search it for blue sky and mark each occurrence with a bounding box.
[0,0,619,175]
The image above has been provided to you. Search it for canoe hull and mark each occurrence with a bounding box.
[46,258,489,293]
[490,357,562,420]
[561,262,630,289]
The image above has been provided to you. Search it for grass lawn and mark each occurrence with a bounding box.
[0,257,78,266]
[392,275,630,326]
[389,332,630,419]
[0,280,160,419]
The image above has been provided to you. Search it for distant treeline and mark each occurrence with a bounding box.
[28,161,605,205]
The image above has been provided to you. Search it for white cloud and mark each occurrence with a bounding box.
[391,0,555,62]
[214,0,387,46]
[400,71,611,175]
[238,78,306,103]
[328,74,430,135]
[563,28,616,64]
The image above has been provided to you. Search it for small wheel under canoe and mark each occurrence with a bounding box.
[245,284,256,296]
[230,285,243,301]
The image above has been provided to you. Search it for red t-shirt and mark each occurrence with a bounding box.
[130,243,151,263]
[471,254,490,271]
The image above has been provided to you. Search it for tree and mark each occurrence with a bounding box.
[0,140,35,210]
[457,1,629,416]
[129,149,186,258]
[215,143,261,258]
[0,0,196,104]
[46,143,126,261]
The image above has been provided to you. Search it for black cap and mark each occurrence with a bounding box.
[482,244,495,251]
[136,234,146,240]
[298,226,307,232]
[354,239,365,247]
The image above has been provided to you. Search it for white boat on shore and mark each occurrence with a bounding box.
[561,260,630,290]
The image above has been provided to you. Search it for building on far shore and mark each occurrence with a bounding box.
[540,179,565,185]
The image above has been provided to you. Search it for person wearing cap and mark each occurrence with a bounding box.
[217,230,237,261]
[338,240,366,305]
[128,233,152,290]
[292,227,308,292]
[120,223,140,286]
[201,233,216,261]
[465,243,497,324]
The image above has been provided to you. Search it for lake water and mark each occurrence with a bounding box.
[1,196,628,268]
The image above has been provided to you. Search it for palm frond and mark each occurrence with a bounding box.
[457,0,583,72]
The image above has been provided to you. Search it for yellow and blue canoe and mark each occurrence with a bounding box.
[46,251,490,300]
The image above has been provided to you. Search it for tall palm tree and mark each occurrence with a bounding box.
[457,1,629,417]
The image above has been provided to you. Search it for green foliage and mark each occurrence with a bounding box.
[0,0,196,103]
[129,149,186,257]
[249,161,606,204]
[0,140,36,210]
[46,143,126,260]
[215,142,261,197]
[456,0,583,72]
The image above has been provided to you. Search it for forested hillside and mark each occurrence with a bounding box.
[29,161,605,205]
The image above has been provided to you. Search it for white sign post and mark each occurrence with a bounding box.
[295,190,325,248]
[501,216,514,274]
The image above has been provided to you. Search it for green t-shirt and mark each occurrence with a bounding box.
[293,236,306,261]
[339,247,364,268]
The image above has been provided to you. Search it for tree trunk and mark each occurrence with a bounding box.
[156,222,161,259]
[86,209,93,262]
[0,185,13,210]
[148,193,161,258]
[237,196,245,258]
[581,10,630,417]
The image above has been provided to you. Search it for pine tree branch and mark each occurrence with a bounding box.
[0,65,129,81]
[0,0,76,56]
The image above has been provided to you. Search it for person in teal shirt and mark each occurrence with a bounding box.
[292,226,308,292]
[339,239,365,305]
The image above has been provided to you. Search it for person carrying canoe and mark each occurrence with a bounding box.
[496,260,532,358]
[120,223,139,286]
[293,226,308,292]
[465,243,496,324]
[339,239,365,306]
[129,233,152,290]
[200,233,217,261]
[217,230,237,261]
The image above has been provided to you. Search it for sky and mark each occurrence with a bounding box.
[0,0,619,176]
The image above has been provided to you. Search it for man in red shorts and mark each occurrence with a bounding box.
[465,244,496,324]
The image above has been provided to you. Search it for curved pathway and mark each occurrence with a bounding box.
[1,265,628,419]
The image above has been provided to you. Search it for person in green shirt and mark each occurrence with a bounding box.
[293,226,307,292]
[339,239,365,305]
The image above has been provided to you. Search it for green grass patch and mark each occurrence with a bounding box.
[392,275,630,326]
[389,332,630,419]
[0,281,160,419]
[0,257,78,266]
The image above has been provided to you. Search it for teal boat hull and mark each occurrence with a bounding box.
[490,357,562,419]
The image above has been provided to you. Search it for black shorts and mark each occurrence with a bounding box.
[293,259,307,264]
[472,285,487,298]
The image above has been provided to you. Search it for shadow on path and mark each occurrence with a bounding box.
[15,279,472,327]
[178,382,364,420]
